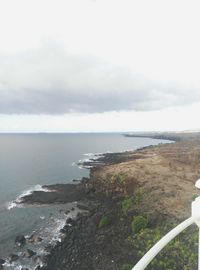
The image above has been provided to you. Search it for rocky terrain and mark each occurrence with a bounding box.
[124,131,200,142]
[88,140,200,220]
[4,138,200,270]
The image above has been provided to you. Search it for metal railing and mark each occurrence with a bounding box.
[132,180,200,270]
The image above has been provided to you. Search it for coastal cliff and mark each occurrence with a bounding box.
[17,140,200,270]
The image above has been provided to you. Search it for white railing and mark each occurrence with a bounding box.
[132,180,200,270]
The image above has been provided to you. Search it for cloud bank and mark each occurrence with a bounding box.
[0,44,199,114]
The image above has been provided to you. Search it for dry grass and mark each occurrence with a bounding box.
[91,141,200,219]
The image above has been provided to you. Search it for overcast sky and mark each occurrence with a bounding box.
[0,0,200,132]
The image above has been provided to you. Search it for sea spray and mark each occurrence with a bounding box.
[7,185,53,210]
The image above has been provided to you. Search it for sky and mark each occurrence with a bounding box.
[0,0,200,132]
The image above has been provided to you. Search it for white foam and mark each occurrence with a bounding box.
[71,162,76,166]
[5,206,82,270]
[79,153,103,165]
[51,218,66,243]
[15,266,25,270]
[84,166,93,169]
[48,207,80,245]
[15,184,50,204]
[7,201,18,210]
[3,262,11,267]
[83,153,95,157]
[79,158,90,163]
[7,184,52,210]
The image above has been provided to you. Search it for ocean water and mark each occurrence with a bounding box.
[0,133,171,269]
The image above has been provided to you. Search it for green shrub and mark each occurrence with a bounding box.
[121,263,133,270]
[134,188,144,205]
[111,173,116,183]
[132,225,198,270]
[192,194,199,201]
[122,197,133,215]
[131,216,148,233]
[111,173,126,184]
[119,174,126,184]
[98,216,111,228]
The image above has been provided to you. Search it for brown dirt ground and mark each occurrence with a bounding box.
[91,141,200,220]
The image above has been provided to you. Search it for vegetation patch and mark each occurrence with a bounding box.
[98,216,111,229]
[133,188,144,205]
[128,224,198,270]
[192,194,199,201]
[121,197,133,215]
[111,173,126,184]
[131,216,148,233]
[120,263,133,270]
[121,188,145,215]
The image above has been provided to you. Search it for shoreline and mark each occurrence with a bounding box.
[38,139,200,269]
[124,131,200,142]
[4,137,200,269]
[2,142,162,270]
[12,141,174,270]
[14,142,163,207]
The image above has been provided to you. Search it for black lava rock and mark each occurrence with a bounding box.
[26,249,36,258]
[8,253,19,262]
[0,259,5,265]
[15,235,26,247]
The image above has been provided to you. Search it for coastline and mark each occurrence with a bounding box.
[4,137,200,270]
[39,139,200,270]
[124,130,200,142]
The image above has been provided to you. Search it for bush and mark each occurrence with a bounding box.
[133,188,144,205]
[121,263,133,270]
[131,225,198,270]
[98,216,111,228]
[119,174,126,184]
[131,216,148,233]
[111,173,126,184]
[122,197,133,215]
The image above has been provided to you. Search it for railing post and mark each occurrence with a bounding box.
[192,196,200,270]
[198,228,200,270]
[194,180,200,270]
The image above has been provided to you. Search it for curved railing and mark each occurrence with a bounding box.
[132,193,200,270]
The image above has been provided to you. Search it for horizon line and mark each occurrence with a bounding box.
[0,130,192,134]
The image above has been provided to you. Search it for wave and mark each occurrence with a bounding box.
[84,151,111,156]
[79,153,104,163]
[7,184,51,210]
[83,152,104,159]
[7,201,19,210]
[3,203,80,270]
[72,152,111,169]
[83,152,95,157]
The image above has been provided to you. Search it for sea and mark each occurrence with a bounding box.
[0,133,171,269]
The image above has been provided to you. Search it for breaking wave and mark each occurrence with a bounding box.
[7,184,51,210]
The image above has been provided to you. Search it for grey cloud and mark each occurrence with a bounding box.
[0,44,199,114]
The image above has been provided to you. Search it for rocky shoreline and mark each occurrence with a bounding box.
[124,131,200,142]
[3,139,200,270]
